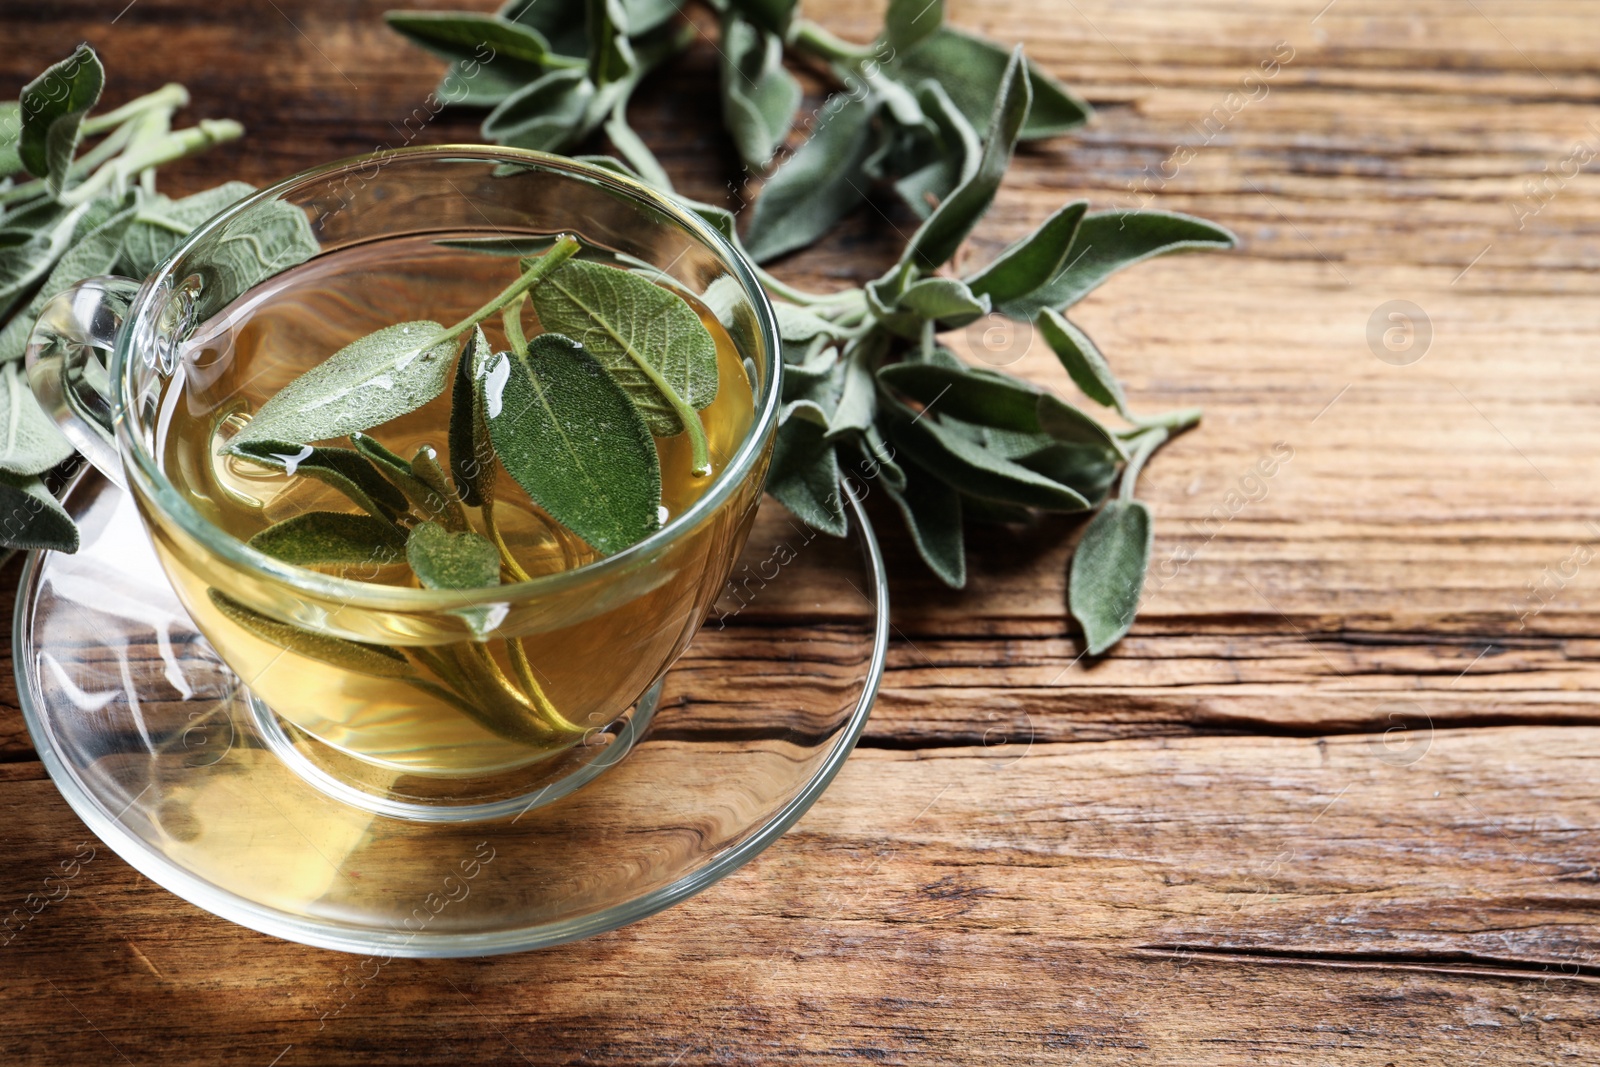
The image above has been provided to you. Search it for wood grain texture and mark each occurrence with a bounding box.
[2,0,1600,1063]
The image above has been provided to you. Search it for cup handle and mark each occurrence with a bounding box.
[25,276,141,490]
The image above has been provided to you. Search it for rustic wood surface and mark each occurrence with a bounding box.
[3,0,1600,1062]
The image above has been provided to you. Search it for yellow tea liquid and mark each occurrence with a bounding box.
[141,237,759,775]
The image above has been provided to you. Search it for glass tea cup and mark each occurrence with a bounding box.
[25,147,781,819]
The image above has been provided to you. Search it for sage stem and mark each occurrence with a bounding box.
[435,235,580,347]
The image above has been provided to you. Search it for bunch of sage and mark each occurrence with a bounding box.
[0,44,246,553]
[388,0,1235,653]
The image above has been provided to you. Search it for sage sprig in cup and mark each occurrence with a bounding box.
[29,149,777,780]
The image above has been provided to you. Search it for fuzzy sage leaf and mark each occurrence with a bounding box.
[1069,500,1152,655]
[998,210,1238,320]
[231,322,459,449]
[1037,310,1128,414]
[19,44,104,198]
[485,332,661,555]
[248,511,406,567]
[208,590,414,677]
[741,93,876,263]
[0,362,74,475]
[229,440,409,522]
[407,521,502,589]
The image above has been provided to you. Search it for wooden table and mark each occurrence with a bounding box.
[3,0,1598,1062]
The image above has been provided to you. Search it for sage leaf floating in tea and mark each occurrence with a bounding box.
[448,326,496,509]
[208,590,415,677]
[231,322,460,448]
[486,332,662,555]
[406,521,503,589]
[230,440,410,523]
[249,511,406,567]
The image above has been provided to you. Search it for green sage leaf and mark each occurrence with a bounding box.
[248,511,405,567]
[1037,309,1127,413]
[1036,394,1126,455]
[826,336,879,441]
[780,345,843,428]
[0,469,77,552]
[896,277,989,329]
[0,201,136,363]
[742,93,877,263]
[877,359,1121,460]
[767,417,846,536]
[350,432,454,522]
[901,46,1031,274]
[964,200,1087,306]
[619,0,684,36]
[0,200,89,322]
[531,258,718,436]
[483,67,595,150]
[886,455,965,588]
[231,322,458,448]
[407,521,501,589]
[208,589,413,677]
[1069,499,1152,655]
[880,386,1091,512]
[0,101,23,178]
[891,80,981,220]
[449,325,496,508]
[118,181,256,278]
[18,44,104,197]
[192,197,320,319]
[961,493,1031,525]
[894,28,1090,140]
[721,15,801,170]
[435,58,541,108]
[773,303,836,348]
[385,11,564,66]
[229,440,409,522]
[603,101,674,192]
[587,0,636,87]
[998,210,1237,319]
[408,445,467,529]
[0,363,73,475]
[485,332,661,555]
[884,0,945,55]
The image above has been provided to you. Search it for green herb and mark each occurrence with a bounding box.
[406,521,502,590]
[0,45,245,554]
[485,332,662,555]
[377,1,1235,652]
[529,258,719,472]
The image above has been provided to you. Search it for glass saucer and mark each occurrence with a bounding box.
[14,471,887,956]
